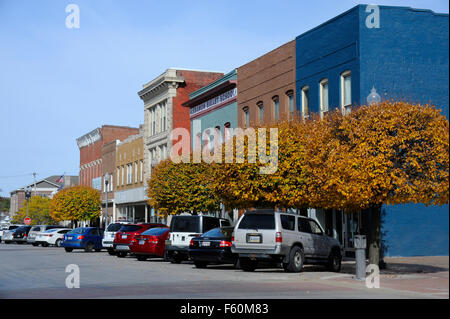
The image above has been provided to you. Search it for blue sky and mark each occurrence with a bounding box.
[0,0,448,196]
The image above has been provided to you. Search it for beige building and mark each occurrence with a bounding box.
[114,127,152,222]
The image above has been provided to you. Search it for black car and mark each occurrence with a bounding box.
[188,227,238,268]
[4,226,32,244]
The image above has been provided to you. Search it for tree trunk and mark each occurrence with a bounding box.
[368,204,382,267]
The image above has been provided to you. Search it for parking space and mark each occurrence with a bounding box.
[0,243,447,299]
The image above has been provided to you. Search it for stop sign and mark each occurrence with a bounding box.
[24,217,31,225]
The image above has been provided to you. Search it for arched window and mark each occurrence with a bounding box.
[272,96,279,121]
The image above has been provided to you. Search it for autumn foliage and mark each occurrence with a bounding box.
[50,186,101,223]
[12,196,55,225]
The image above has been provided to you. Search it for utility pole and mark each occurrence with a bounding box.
[32,172,37,196]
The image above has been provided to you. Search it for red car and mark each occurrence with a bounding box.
[130,227,170,261]
[113,223,166,257]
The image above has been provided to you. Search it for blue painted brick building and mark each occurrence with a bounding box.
[295,5,449,257]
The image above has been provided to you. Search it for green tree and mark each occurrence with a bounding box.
[50,186,101,225]
[12,196,55,225]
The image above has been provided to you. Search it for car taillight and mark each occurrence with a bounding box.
[231,235,234,242]
[151,237,159,244]
[219,241,232,247]
[189,239,194,247]
[77,235,84,240]
[275,232,282,243]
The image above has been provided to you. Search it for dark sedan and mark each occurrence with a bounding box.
[188,227,237,268]
[3,226,32,244]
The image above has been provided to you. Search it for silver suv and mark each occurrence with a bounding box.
[232,210,342,272]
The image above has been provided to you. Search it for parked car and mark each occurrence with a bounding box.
[189,226,238,268]
[165,215,231,264]
[62,227,104,252]
[28,225,66,246]
[3,225,32,244]
[231,210,342,272]
[113,223,166,258]
[35,228,72,247]
[0,225,22,243]
[102,222,130,255]
[130,227,170,261]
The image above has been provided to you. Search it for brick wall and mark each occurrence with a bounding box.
[237,40,296,127]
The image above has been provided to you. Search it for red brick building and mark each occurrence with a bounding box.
[76,125,139,190]
[138,68,223,184]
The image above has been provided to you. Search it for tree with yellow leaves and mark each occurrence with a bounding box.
[315,101,449,266]
[12,196,56,225]
[147,158,221,218]
[50,186,101,227]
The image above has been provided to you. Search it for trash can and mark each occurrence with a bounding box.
[354,235,366,280]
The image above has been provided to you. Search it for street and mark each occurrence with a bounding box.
[0,244,447,299]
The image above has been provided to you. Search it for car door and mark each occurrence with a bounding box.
[297,217,314,257]
[308,219,328,258]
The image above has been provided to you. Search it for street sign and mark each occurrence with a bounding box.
[25,191,32,199]
[24,217,31,225]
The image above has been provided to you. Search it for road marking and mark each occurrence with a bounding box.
[320,274,353,280]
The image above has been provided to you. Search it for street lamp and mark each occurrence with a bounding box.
[367,86,382,105]
[104,172,109,229]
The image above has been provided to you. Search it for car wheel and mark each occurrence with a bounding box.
[285,246,304,273]
[17,241,24,244]
[65,247,73,252]
[32,243,39,247]
[117,251,127,258]
[55,239,62,247]
[136,255,148,261]
[327,249,342,272]
[170,255,182,264]
[194,261,208,268]
[107,248,116,256]
[84,242,94,252]
[239,258,257,272]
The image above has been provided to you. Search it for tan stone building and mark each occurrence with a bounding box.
[114,127,151,222]
[237,40,297,128]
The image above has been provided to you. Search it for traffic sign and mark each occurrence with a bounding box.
[24,217,31,225]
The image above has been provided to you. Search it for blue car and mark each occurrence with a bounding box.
[62,227,104,252]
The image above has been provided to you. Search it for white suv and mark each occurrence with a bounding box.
[103,222,130,255]
[232,210,342,272]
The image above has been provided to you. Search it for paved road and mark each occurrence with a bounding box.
[0,244,443,299]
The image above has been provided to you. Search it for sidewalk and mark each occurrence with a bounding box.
[324,256,449,298]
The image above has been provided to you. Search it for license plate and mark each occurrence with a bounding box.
[139,240,145,245]
[122,235,127,239]
[68,236,73,240]
[201,241,210,247]
[248,235,261,243]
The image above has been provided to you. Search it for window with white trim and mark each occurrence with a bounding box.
[320,79,329,117]
[301,86,309,119]
[273,96,279,121]
[243,107,249,127]
[341,70,352,114]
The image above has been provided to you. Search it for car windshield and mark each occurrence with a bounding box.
[8,226,19,230]
[142,228,169,236]
[238,214,275,230]
[30,226,41,231]
[201,227,234,238]
[171,216,200,233]
[68,228,87,234]
[106,223,124,232]
[119,225,142,232]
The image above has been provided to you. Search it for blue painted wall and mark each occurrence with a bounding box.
[295,5,449,257]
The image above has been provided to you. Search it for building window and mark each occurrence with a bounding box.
[320,79,329,117]
[273,96,279,121]
[134,161,138,183]
[301,86,309,119]
[224,122,231,141]
[152,108,156,135]
[243,107,249,127]
[140,160,143,182]
[110,174,113,191]
[286,90,294,119]
[116,167,120,187]
[341,70,352,114]
[257,102,264,123]
[127,164,132,184]
[121,166,124,186]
